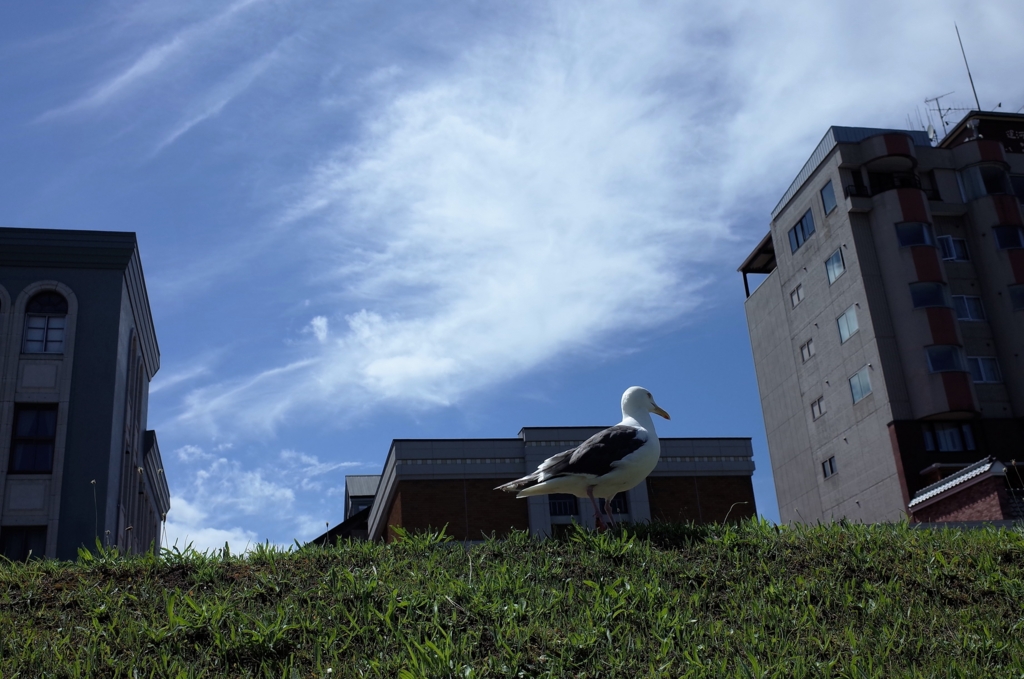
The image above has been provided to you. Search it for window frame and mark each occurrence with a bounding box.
[822,456,837,479]
[788,210,816,254]
[820,180,837,215]
[952,295,986,321]
[923,423,976,452]
[966,356,1002,383]
[825,249,846,285]
[926,345,966,374]
[837,305,859,343]
[994,225,1024,250]
[909,282,950,309]
[9,404,59,474]
[800,338,815,363]
[937,235,969,261]
[849,366,872,404]
[811,396,825,420]
[790,284,805,308]
[895,222,935,247]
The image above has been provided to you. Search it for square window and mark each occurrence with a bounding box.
[1010,285,1024,311]
[850,366,872,403]
[800,338,815,363]
[825,249,845,284]
[790,284,805,308]
[811,396,825,420]
[821,181,837,215]
[822,456,837,479]
[9,404,58,473]
[937,235,969,261]
[909,282,949,309]
[926,345,966,373]
[952,295,985,321]
[896,222,935,247]
[994,226,1024,249]
[837,305,859,343]
[549,494,578,516]
[0,526,47,561]
[967,356,1002,383]
[922,423,976,452]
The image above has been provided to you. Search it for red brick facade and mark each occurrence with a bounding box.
[910,476,1012,523]
[646,476,756,523]
[385,479,529,542]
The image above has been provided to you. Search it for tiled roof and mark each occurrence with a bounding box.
[908,457,1001,508]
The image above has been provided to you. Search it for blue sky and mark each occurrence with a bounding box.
[3,1,1023,550]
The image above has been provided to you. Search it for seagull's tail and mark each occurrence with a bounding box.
[494,475,536,494]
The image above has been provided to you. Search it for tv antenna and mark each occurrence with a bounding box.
[925,92,956,136]
[955,24,982,110]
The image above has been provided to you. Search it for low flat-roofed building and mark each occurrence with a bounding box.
[357,426,756,542]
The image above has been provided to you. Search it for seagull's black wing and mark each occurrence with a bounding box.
[543,425,647,477]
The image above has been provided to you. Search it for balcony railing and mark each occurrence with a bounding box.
[845,174,940,201]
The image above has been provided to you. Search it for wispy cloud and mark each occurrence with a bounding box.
[36,0,270,122]
[175,3,725,435]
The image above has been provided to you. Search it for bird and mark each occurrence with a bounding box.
[495,386,670,530]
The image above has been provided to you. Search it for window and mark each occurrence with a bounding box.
[0,526,47,561]
[923,423,976,452]
[821,180,837,215]
[837,305,859,343]
[952,295,986,321]
[549,494,578,517]
[788,210,816,254]
[598,495,629,515]
[967,356,1002,383]
[825,249,845,284]
[23,291,68,354]
[811,397,825,420]
[926,345,966,373]
[937,235,969,261]
[790,284,805,308]
[959,165,1012,200]
[1011,174,1024,202]
[994,225,1024,250]
[822,456,837,479]
[896,222,935,247]
[9,404,58,473]
[800,338,815,362]
[1010,285,1024,311]
[909,282,949,309]
[850,366,872,404]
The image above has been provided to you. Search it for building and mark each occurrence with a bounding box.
[0,227,169,559]
[326,426,757,542]
[740,111,1024,525]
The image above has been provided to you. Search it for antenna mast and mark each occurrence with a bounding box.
[955,24,981,110]
[925,92,955,136]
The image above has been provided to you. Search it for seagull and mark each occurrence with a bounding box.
[495,386,670,530]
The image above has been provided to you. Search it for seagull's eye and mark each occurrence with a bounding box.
[646,392,652,399]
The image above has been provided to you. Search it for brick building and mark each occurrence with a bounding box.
[348,426,756,542]
[739,111,1024,525]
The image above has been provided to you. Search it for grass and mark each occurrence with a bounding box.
[1,519,1023,677]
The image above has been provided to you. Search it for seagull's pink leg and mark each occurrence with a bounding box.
[604,493,618,529]
[587,486,607,530]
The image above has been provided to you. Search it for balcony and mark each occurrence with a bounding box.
[844,173,940,200]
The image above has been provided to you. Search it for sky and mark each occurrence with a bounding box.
[2,1,1023,551]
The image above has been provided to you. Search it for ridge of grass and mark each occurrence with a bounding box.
[1,519,1023,677]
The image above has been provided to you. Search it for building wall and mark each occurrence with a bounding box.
[647,476,756,523]
[910,476,1010,522]
[384,479,529,542]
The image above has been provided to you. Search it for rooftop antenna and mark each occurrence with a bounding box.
[925,92,955,135]
[955,24,982,110]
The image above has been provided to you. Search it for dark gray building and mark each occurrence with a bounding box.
[0,227,169,559]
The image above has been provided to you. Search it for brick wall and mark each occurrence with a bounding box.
[647,476,756,523]
[911,476,1010,523]
[386,479,528,541]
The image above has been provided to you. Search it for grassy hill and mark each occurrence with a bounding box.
[1,520,1022,678]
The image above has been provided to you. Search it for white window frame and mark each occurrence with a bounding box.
[937,235,969,261]
[967,356,1002,383]
[837,305,859,343]
[826,249,846,285]
[952,295,985,321]
[790,284,805,308]
[811,396,825,420]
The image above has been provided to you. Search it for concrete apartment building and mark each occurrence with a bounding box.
[740,111,1024,525]
[0,227,169,559]
[324,427,757,542]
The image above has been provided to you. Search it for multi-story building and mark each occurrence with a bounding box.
[341,426,757,542]
[0,227,169,559]
[740,111,1024,524]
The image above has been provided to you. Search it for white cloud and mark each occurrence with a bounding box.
[164,496,259,553]
[305,316,329,343]
[174,444,210,462]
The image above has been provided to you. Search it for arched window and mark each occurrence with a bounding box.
[24,291,68,354]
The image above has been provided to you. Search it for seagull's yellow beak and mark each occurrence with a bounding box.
[652,404,671,420]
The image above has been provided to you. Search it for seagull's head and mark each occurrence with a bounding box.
[622,386,671,420]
